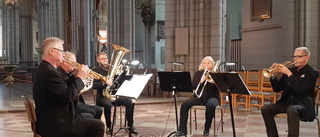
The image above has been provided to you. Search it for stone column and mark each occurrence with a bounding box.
[1,6,19,64]
[107,0,135,60]
[165,0,225,74]
[18,0,35,63]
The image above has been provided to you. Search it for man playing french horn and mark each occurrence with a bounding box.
[177,56,220,136]
[261,47,319,137]
[92,52,138,135]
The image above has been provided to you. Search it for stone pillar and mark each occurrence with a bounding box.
[165,0,225,74]
[18,0,35,63]
[1,6,19,64]
[37,0,64,48]
[107,0,135,60]
[70,0,94,65]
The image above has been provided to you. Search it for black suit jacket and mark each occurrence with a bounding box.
[33,60,86,137]
[271,64,319,121]
[92,66,108,106]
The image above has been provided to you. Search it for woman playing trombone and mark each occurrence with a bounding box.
[177,56,220,136]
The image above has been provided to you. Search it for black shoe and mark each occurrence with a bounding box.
[106,128,111,135]
[175,131,187,136]
[129,126,139,135]
[203,130,209,136]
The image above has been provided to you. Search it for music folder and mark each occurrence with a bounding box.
[211,72,251,95]
[115,74,153,99]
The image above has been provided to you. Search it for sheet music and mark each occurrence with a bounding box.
[116,74,153,99]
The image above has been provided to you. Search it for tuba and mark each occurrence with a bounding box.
[102,44,131,101]
[194,60,220,98]
[62,58,108,94]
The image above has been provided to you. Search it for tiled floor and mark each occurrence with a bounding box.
[0,82,319,137]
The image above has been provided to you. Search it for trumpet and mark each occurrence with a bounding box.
[262,61,295,78]
[63,58,109,93]
[194,60,220,98]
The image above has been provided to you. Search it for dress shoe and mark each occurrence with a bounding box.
[203,130,209,136]
[175,131,187,136]
[128,126,139,135]
[106,128,111,135]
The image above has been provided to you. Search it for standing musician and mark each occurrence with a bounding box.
[261,47,319,137]
[92,52,139,135]
[177,56,220,136]
[33,37,105,137]
[58,51,103,119]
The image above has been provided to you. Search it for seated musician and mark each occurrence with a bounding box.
[58,51,103,119]
[92,52,138,135]
[261,47,319,137]
[33,37,104,137]
[177,56,220,136]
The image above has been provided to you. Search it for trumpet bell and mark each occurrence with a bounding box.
[262,68,271,78]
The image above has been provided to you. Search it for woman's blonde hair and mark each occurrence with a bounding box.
[198,56,215,71]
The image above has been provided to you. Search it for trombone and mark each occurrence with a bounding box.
[194,60,220,98]
[262,61,295,78]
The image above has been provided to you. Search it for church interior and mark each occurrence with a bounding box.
[0,0,320,136]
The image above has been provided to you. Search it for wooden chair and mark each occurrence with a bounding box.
[232,71,250,110]
[247,70,277,110]
[189,105,223,136]
[260,73,278,102]
[275,87,320,137]
[21,95,41,137]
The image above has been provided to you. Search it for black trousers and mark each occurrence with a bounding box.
[83,118,105,137]
[178,97,219,134]
[78,102,103,119]
[98,96,135,128]
[261,103,302,137]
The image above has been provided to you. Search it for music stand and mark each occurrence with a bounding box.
[110,74,151,137]
[157,72,193,137]
[210,72,251,137]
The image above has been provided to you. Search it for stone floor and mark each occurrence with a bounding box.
[0,82,319,137]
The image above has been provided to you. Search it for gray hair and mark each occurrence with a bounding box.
[63,51,75,61]
[40,37,64,55]
[295,47,311,56]
[199,56,215,71]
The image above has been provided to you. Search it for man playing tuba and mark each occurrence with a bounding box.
[92,52,139,135]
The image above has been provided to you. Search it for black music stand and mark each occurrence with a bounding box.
[157,72,193,137]
[210,72,251,137]
[110,74,133,137]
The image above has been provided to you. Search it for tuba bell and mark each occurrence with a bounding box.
[102,44,131,101]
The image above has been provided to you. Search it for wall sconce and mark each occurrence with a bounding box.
[5,0,15,7]
[98,29,107,45]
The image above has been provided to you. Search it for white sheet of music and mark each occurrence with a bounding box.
[116,74,153,99]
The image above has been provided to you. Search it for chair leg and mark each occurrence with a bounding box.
[194,109,197,130]
[214,116,216,136]
[189,109,192,135]
[221,108,223,132]
[316,117,320,137]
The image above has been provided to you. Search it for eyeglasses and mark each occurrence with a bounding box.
[291,55,307,59]
[52,48,64,54]
[99,58,108,60]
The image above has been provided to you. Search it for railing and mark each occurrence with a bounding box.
[230,39,242,71]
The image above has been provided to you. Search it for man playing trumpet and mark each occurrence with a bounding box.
[177,56,220,136]
[261,47,319,137]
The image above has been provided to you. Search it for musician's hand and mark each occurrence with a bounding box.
[107,79,113,86]
[76,65,89,80]
[200,76,206,83]
[278,64,292,77]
